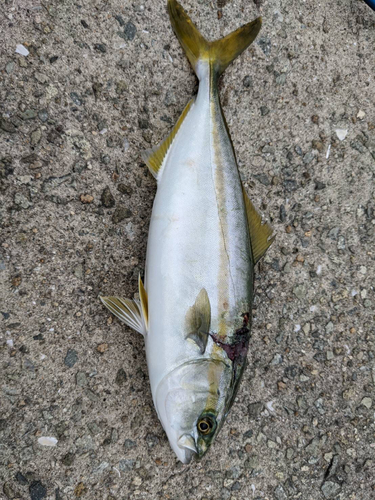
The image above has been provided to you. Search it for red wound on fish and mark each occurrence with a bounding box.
[209,314,250,362]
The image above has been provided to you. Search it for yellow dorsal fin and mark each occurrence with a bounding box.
[168,0,261,78]
[138,274,149,329]
[142,98,194,179]
[242,185,275,264]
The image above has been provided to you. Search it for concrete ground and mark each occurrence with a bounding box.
[1,0,375,499]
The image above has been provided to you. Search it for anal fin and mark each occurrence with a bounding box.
[142,98,194,179]
[242,184,275,264]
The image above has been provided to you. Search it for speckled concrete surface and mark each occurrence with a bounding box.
[1,0,375,499]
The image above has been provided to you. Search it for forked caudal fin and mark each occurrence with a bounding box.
[168,0,262,78]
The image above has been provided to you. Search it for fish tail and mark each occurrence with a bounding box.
[168,0,261,78]
[168,0,210,75]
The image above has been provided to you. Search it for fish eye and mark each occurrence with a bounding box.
[197,416,214,435]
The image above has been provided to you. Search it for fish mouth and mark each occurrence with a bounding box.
[181,447,197,464]
[176,434,198,464]
[179,441,208,464]
[180,444,211,464]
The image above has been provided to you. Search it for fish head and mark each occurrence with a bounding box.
[155,358,233,464]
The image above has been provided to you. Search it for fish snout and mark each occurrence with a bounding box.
[176,434,197,464]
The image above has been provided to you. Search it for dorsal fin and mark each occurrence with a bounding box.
[142,98,194,179]
[242,185,275,264]
[185,288,211,354]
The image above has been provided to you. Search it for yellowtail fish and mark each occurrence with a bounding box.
[101,0,274,464]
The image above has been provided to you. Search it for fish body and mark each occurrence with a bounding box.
[145,60,252,397]
[101,0,274,463]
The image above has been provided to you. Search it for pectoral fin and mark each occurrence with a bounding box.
[242,185,275,264]
[185,288,211,354]
[100,296,147,336]
[101,276,149,336]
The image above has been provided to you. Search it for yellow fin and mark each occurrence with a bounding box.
[142,98,194,179]
[168,0,209,72]
[185,288,211,354]
[138,274,149,330]
[168,0,261,77]
[100,296,146,336]
[242,185,275,264]
[209,19,262,77]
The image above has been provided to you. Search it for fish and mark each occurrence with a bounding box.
[100,0,274,464]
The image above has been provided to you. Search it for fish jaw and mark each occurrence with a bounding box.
[175,437,197,464]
